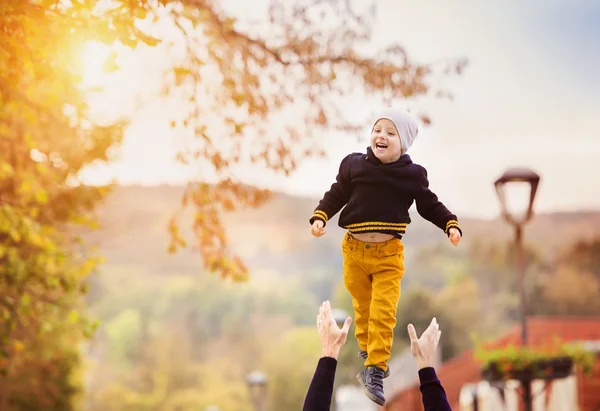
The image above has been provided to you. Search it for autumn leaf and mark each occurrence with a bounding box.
[102,51,120,73]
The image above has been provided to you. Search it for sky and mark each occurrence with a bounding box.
[79,0,600,219]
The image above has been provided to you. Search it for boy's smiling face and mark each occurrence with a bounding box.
[370,118,402,163]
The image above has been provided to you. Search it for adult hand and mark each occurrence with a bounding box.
[407,317,442,370]
[317,301,352,360]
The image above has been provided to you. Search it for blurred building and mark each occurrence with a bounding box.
[384,317,600,411]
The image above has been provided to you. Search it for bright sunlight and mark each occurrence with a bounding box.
[81,40,116,87]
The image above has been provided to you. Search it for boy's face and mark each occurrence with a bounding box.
[370,118,402,163]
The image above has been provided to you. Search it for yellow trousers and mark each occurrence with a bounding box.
[342,232,405,371]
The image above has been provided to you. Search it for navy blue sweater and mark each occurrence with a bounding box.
[302,357,452,411]
[309,147,461,238]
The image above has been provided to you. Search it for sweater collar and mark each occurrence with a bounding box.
[365,146,412,167]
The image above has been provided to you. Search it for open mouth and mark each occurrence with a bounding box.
[375,142,388,149]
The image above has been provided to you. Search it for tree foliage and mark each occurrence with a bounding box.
[0,0,148,408]
[83,268,323,411]
[104,0,465,281]
[3,0,467,285]
[530,239,600,316]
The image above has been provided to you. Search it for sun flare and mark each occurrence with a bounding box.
[81,40,114,86]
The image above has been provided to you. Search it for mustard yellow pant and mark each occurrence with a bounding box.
[342,232,405,371]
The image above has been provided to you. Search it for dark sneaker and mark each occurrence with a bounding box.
[357,366,386,406]
[358,350,390,378]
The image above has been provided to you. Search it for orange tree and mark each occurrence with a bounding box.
[0,0,136,409]
[149,0,466,281]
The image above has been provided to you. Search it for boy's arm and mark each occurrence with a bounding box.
[413,166,462,236]
[309,155,352,226]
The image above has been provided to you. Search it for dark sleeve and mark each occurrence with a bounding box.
[309,155,352,227]
[302,357,338,411]
[413,166,462,237]
[419,367,452,411]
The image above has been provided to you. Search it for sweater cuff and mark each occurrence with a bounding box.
[310,210,329,226]
[418,367,439,384]
[317,356,338,371]
[444,220,462,236]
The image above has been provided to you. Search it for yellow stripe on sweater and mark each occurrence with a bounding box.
[312,210,329,221]
[347,225,407,233]
[445,220,461,233]
[345,221,408,229]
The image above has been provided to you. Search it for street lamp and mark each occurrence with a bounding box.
[246,370,268,411]
[494,167,540,344]
[494,167,540,228]
[494,167,541,411]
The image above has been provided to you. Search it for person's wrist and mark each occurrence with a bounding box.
[417,360,433,370]
[321,347,340,360]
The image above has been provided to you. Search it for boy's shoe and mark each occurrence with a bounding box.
[356,366,386,406]
[358,350,390,378]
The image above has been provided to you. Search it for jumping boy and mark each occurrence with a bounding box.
[309,108,462,406]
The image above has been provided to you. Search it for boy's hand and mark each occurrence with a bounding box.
[311,220,326,237]
[449,228,461,246]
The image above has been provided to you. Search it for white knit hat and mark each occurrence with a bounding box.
[372,108,419,154]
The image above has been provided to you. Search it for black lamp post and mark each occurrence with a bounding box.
[246,370,268,411]
[494,167,540,411]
